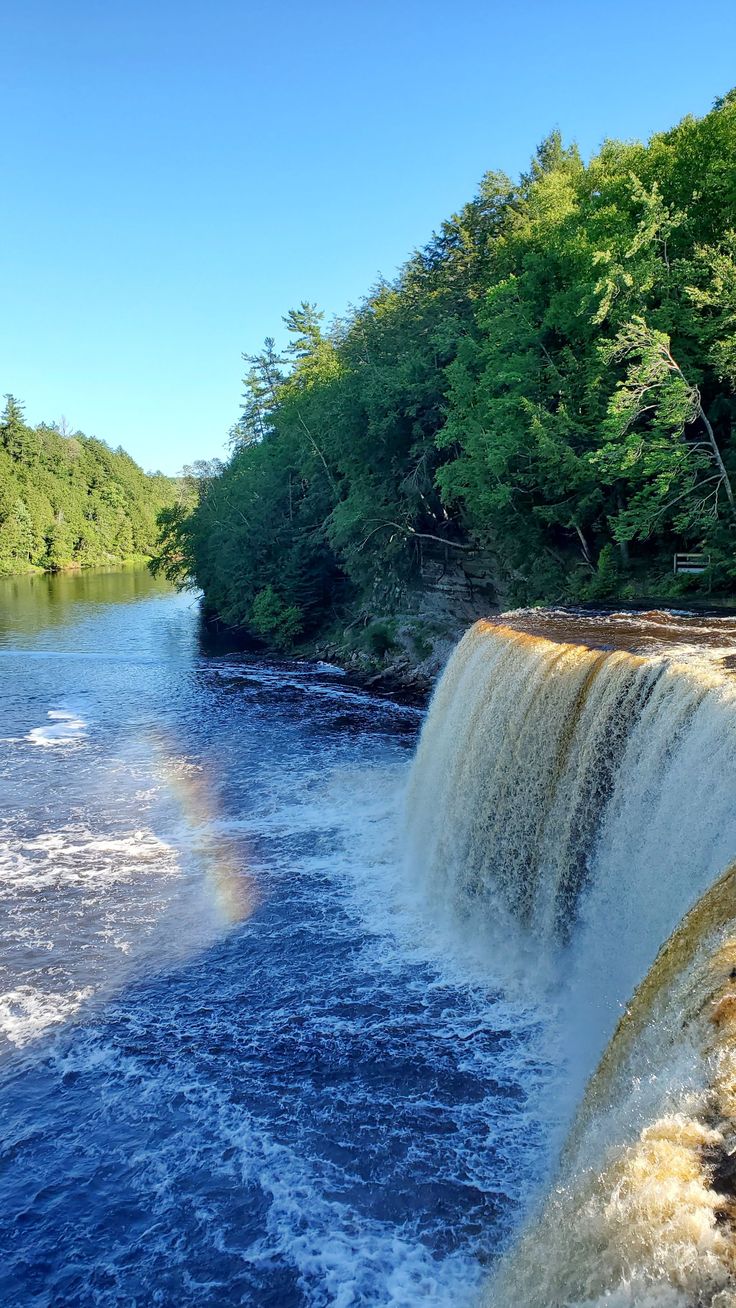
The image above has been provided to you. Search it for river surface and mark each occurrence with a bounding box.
[0,570,553,1308]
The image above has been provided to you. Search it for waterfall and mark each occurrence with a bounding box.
[484,862,736,1307]
[406,618,736,1306]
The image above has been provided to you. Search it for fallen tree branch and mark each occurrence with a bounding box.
[357,519,473,552]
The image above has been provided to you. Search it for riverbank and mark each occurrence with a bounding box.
[201,605,479,702]
[312,618,465,699]
[0,554,154,580]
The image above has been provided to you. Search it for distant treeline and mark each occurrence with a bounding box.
[156,92,736,646]
[0,395,177,575]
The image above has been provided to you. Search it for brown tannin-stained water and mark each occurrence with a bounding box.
[405,612,736,1307]
[493,604,736,657]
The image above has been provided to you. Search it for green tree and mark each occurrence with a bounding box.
[0,396,177,575]
[161,90,736,638]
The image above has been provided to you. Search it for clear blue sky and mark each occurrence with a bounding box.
[3,0,736,474]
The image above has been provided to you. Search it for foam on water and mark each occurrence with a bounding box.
[404,618,736,1305]
[0,742,553,1301]
[0,578,555,1306]
[0,826,178,891]
[28,1028,488,1308]
[0,984,95,1047]
[26,707,88,746]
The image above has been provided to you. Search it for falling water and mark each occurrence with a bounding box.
[406,618,736,1305]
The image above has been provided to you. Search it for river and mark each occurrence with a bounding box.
[0,570,554,1307]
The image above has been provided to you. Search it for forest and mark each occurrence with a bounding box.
[157,92,736,649]
[0,395,176,574]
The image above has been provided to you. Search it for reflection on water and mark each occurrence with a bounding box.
[0,566,173,641]
[0,569,553,1307]
[0,572,256,1064]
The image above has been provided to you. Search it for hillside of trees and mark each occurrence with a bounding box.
[0,396,176,575]
[156,92,736,650]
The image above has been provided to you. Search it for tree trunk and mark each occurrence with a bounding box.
[615,488,630,565]
[697,402,735,514]
[663,344,736,517]
[572,522,595,570]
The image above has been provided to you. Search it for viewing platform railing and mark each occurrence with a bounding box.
[673,553,710,574]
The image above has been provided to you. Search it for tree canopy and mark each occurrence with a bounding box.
[0,396,177,574]
[158,93,736,645]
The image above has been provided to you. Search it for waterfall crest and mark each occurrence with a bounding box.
[407,620,736,1013]
[406,618,736,1305]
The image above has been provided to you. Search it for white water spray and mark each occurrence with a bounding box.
[406,620,736,1305]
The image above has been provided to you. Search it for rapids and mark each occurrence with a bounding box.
[5,575,736,1306]
[0,572,554,1308]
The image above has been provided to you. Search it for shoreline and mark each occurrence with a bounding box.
[0,555,153,580]
[265,593,736,704]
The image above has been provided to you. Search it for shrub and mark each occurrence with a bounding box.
[250,586,303,648]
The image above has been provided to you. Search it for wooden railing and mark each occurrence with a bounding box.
[673,552,710,574]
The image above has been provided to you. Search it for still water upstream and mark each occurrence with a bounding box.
[0,571,552,1307]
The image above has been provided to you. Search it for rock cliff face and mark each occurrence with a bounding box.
[313,545,501,696]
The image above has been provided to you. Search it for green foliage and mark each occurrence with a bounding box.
[365,620,397,659]
[149,502,194,584]
[0,395,176,575]
[586,544,621,600]
[166,91,736,644]
[250,585,303,647]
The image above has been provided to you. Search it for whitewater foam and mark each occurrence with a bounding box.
[0,825,180,894]
[0,983,95,1047]
[26,708,88,746]
[407,622,736,1039]
[406,619,736,1305]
